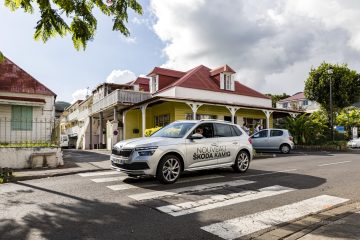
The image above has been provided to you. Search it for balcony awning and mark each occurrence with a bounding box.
[0,96,46,106]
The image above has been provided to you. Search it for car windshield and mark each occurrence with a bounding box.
[151,122,195,138]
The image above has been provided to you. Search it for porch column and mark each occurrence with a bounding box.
[99,112,103,148]
[262,110,273,129]
[113,107,118,123]
[113,107,118,146]
[141,104,148,137]
[226,106,239,124]
[122,110,128,140]
[89,116,93,149]
[186,102,202,120]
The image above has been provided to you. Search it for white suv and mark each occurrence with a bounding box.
[111,120,253,184]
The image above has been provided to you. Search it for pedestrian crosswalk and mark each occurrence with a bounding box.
[78,170,349,239]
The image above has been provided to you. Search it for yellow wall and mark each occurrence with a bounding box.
[124,101,274,139]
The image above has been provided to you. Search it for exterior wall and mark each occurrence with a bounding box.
[155,86,272,107]
[276,99,320,113]
[0,92,55,143]
[0,147,63,169]
[123,101,274,139]
[158,75,179,90]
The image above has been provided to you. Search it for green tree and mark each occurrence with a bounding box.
[4,0,142,50]
[304,62,360,114]
[265,93,290,108]
[0,51,4,62]
[336,106,360,136]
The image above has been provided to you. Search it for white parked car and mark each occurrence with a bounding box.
[347,138,360,148]
[111,120,253,184]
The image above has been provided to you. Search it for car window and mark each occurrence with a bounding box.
[214,123,233,137]
[152,122,196,138]
[231,125,242,136]
[192,123,214,138]
[252,130,268,138]
[270,130,283,137]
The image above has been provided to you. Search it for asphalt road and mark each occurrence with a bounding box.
[1,151,360,240]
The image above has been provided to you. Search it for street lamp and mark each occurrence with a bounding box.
[327,68,334,141]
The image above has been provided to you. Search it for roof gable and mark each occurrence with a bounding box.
[279,92,305,102]
[157,64,269,99]
[0,57,56,96]
[147,67,186,78]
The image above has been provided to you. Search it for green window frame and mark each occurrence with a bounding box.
[11,106,33,131]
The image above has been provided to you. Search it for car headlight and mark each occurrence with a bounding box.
[135,146,158,156]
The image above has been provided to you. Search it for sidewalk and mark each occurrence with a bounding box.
[12,149,112,181]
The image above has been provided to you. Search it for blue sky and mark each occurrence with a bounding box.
[0,0,164,102]
[2,0,360,103]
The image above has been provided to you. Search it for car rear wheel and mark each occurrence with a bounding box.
[156,155,181,184]
[280,144,291,154]
[233,150,250,173]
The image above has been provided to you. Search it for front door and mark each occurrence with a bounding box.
[186,123,219,169]
[251,129,269,149]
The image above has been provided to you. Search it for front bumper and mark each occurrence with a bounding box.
[110,153,157,176]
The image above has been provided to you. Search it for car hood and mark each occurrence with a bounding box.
[113,137,183,149]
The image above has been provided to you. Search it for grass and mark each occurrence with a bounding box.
[0,142,58,148]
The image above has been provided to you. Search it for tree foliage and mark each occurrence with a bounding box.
[0,51,4,62]
[265,93,290,108]
[336,107,360,137]
[285,110,328,145]
[4,0,143,50]
[304,62,360,114]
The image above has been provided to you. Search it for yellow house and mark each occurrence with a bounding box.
[122,64,301,139]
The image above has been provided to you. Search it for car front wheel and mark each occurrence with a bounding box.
[233,150,250,173]
[156,155,181,184]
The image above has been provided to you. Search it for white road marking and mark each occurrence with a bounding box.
[91,176,128,183]
[106,175,224,191]
[128,180,254,201]
[232,169,298,179]
[318,161,352,167]
[201,195,349,240]
[78,170,120,177]
[157,185,295,216]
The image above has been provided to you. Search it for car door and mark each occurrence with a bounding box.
[269,129,284,149]
[251,130,269,149]
[214,123,239,164]
[186,123,219,169]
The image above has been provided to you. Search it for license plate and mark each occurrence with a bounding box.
[112,157,125,164]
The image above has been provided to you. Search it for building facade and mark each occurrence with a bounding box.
[276,92,320,113]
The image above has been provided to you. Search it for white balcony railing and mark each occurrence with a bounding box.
[78,108,90,120]
[92,89,151,114]
[67,109,79,121]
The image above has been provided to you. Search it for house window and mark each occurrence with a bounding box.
[154,114,170,127]
[150,75,159,93]
[282,103,288,108]
[302,100,308,106]
[225,74,232,90]
[11,106,33,131]
[185,113,217,120]
[220,73,234,91]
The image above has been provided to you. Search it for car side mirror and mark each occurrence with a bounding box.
[189,133,204,140]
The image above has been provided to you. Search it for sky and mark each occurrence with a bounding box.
[2,0,360,103]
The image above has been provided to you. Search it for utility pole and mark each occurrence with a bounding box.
[327,68,334,142]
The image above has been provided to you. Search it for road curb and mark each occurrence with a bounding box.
[253,201,360,240]
[11,168,112,182]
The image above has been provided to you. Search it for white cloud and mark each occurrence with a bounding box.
[150,0,360,95]
[119,35,137,44]
[106,69,136,84]
[71,88,89,103]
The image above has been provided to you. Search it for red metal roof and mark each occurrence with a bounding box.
[157,65,269,99]
[147,67,186,78]
[0,57,56,97]
[131,77,149,85]
[278,92,305,102]
[210,64,236,76]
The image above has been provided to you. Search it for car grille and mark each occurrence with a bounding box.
[112,148,133,158]
[111,162,149,170]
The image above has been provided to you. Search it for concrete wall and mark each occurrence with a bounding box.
[0,147,63,169]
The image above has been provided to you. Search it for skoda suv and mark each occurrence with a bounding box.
[111,120,253,184]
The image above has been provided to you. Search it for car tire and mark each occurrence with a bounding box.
[156,154,182,184]
[280,144,291,154]
[232,150,250,173]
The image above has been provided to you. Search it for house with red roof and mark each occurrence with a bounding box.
[276,92,320,113]
[122,64,302,140]
[0,57,57,144]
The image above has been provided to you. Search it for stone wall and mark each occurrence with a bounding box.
[0,147,63,169]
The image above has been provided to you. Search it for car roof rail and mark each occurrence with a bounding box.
[199,119,232,123]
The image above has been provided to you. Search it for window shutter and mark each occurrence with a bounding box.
[155,75,159,91]
[149,77,153,93]
[220,73,224,89]
[231,74,235,91]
